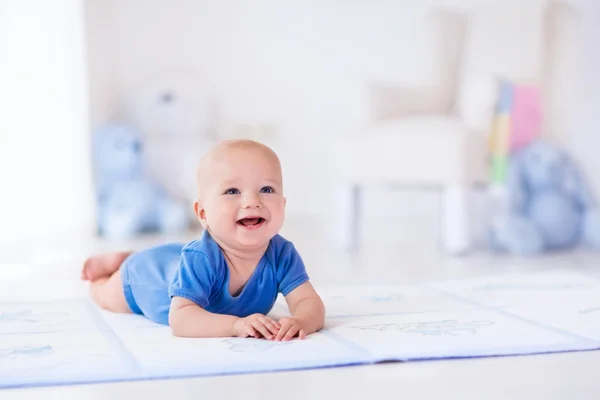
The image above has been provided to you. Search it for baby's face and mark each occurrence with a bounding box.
[197,147,286,251]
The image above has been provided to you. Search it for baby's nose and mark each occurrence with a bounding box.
[242,193,261,208]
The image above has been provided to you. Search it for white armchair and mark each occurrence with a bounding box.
[334,1,578,255]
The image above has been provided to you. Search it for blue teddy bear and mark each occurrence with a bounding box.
[92,122,189,238]
[489,140,600,254]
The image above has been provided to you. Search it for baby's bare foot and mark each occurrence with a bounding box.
[81,251,133,281]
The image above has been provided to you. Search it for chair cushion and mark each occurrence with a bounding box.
[336,116,486,185]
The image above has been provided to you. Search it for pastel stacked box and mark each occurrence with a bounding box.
[488,80,542,184]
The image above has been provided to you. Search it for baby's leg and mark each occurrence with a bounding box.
[81,251,132,281]
[89,270,132,313]
[82,251,133,313]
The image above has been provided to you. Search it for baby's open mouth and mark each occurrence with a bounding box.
[237,217,265,227]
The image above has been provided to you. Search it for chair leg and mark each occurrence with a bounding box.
[441,184,471,255]
[335,183,361,251]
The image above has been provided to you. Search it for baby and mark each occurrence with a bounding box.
[82,139,325,341]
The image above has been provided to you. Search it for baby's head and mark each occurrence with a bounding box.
[194,140,286,251]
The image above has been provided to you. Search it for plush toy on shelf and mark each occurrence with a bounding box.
[92,122,189,239]
[489,139,600,254]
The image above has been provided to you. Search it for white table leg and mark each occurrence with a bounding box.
[335,183,361,251]
[441,184,471,255]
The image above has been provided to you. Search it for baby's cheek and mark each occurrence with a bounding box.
[269,204,286,225]
[206,209,229,229]
[267,196,285,207]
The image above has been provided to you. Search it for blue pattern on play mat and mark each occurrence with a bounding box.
[2,270,600,389]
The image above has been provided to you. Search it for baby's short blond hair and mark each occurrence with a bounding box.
[195,139,282,198]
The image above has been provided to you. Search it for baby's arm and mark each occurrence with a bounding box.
[169,297,237,337]
[276,282,325,341]
[169,297,280,339]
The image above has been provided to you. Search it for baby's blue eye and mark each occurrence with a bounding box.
[224,188,240,195]
[260,186,274,194]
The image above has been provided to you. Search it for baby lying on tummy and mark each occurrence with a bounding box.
[81,139,325,341]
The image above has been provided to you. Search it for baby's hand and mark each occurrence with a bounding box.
[274,317,307,341]
[233,314,281,340]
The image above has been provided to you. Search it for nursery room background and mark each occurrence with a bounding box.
[1,0,599,263]
[1,0,600,396]
[1,0,599,259]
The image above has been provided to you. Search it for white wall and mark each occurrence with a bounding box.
[85,0,119,127]
[568,0,600,198]
[0,0,96,245]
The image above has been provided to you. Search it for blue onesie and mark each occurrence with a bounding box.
[119,230,310,325]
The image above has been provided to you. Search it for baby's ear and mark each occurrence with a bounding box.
[193,201,208,228]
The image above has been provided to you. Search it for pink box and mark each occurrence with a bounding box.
[510,84,541,151]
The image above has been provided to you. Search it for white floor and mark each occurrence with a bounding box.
[2,216,600,399]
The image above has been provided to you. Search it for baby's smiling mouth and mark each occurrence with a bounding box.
[237,217,265,227]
